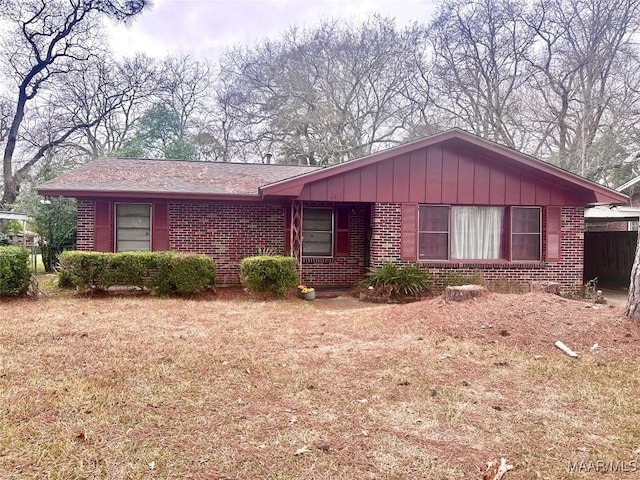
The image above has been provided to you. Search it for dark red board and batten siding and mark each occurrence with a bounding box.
[288,143,575,264]
[297,144,585,206]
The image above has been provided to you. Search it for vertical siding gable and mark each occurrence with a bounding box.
[457,150,475,204]
[343,170,361,201]
[473,158,491,204]
[309,179,329,200]
[536,181,551,205]
[505,169,521,205]
[409,149,427,203]
[327,175,344,201]
[393,154,411,203]
[286,142,588,206]
[521,175,537,205]
[425,144,443,203]
[376,160,394,202]
[360,164,378,202]
[489,162,506,205]
[441,145,459,203]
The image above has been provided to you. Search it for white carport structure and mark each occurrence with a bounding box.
[0,211,30,247]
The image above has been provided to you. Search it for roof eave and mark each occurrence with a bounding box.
[36,188,264,203]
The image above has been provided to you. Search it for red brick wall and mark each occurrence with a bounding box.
[169,201,285,285]
[370,203,585,293]
[74,199,367,287]
[76,199,95,251]
[299,203,367,287]
[169,201,367,286]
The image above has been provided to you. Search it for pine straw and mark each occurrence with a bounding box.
[0,292,639,479]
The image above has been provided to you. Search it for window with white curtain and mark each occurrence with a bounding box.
[451,206,504,259]
[418,205,541,261]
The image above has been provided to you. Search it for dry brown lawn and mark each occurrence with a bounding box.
[1,289,640,479]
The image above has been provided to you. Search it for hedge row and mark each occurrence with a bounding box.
[58,251,216,295]
[0,246,31,296]
[240,255,298,297]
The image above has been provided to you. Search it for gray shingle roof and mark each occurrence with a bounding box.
[37,158,321,197]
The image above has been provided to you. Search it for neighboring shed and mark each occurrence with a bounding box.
[37,129,627,291]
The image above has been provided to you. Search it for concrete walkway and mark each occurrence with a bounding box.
[601,288,628,308]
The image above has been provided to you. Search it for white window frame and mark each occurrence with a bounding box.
[114,202,152,252]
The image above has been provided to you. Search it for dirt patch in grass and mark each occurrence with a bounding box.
[1,292,639,479]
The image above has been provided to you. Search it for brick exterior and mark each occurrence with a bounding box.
[369,203,585,293]
[76,199,95,251]
[168,201,286,285]
[75,199,585,291]
[299,202,368,287]
[75,199,367,287]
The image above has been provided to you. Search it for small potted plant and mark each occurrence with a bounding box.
[297,285,315,301]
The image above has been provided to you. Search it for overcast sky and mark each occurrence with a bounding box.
[108,0,436,60]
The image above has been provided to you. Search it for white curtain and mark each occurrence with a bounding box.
[451,207,504,259]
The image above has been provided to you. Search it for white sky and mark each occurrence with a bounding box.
[108,0,436,60]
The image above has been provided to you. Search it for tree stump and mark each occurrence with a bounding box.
[443,284,487,301]
[529,281,561,295]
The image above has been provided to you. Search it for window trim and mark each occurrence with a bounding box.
[418,204,451,261]
[510,206,542,262]
[417,205,544,264]
[114,202,153,253]
[302,207,334,258]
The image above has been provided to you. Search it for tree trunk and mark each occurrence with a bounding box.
[626,228,640,319]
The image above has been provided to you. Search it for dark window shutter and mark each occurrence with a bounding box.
[401,203,418,261]
[546,206,562,261]
[152,202,170,251]
[334,207,350,257]
[94,201,113,252]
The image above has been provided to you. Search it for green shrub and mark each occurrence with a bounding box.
[100,252,161,289]
[149,254,217,295]
[240,255,298,297]
[365,263,432,300]
[58,251,216,295]
[58,251,110,291]
[56,268,74,288]
[0,246,31,296]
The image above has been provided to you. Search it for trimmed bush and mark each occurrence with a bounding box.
[240,255,298,297]
[149,254,218,295]
[364,263,432,301]
[58,251,216,295]
[58,251,110,290]
[0,246,31,296]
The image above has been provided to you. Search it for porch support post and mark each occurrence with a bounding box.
[291,201,303,283]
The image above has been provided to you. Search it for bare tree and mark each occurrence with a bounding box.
[524,0,640,180]
[0,0,150,208]
[57,53,159,158]
[216,17,426,165]
[424,0,535,150]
